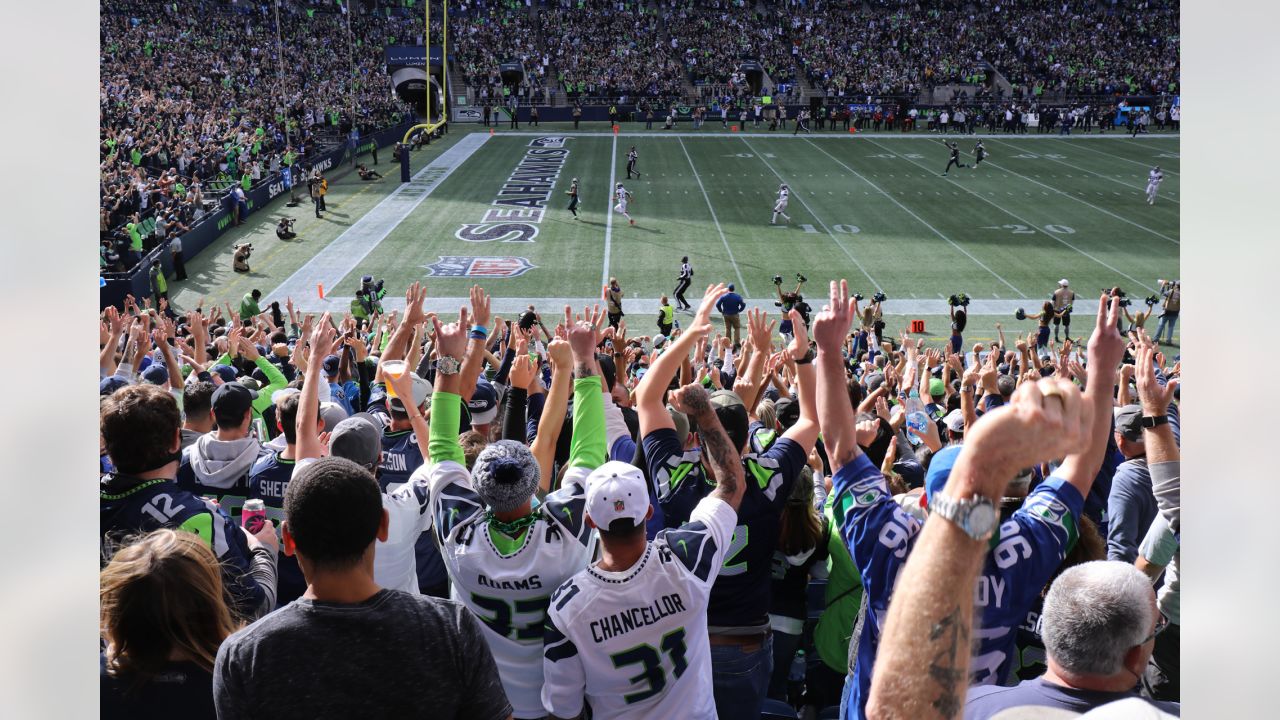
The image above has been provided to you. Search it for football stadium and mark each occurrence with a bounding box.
[97,1,1185,719]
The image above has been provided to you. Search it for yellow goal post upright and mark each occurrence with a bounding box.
[402,0,448,144]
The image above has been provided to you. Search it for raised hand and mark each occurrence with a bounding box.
[565,304,606,360]
[308,313,336,363]
[1087,292,1126,371]
[786,308,810,361]
[509,336,534,389]
[469,284,491,329]
[547,337,572,371]
[812,279,857,350]
[668,382,712,418]
[746,307,775,351]
[964,377,1092,495]
[693,283,729,333]
[403,282,427,328]
[431,304,471,360]
[1134,332,1178,416]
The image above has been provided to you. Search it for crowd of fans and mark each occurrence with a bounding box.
[100,0,418,273]
[543,0,686,99]
[99,272,1182,718]
[453,0,549,103]
[664,0,796,93]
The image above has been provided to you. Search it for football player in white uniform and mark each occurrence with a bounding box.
[771,183,791,225]
[1146,165,1164,205]
[542,309,747,720]
[613,182,635,225]
[419,305,613,720]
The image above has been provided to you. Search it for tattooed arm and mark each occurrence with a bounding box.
[867,375,1095,719]
[669,383,745,512]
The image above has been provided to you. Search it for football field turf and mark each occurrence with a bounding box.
[171,124,1180,344]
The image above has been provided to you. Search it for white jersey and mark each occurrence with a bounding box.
[1147,170,1163,188]
[542,496,737,720]
[615,186,629,205]
[424,460,594,719]
[291,457,431,594]
[774,188,789,211]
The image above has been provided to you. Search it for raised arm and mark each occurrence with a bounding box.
[1134,331,1180,532]
[780,309,819,453]
[427,306,473,466]
[296,315,336,461]
[635,284,728,436]
[812,280,863,470]
[565,306,608,470]
[531,339,573,491]
[455,285,493,403]
[867,376,1094,719]
[1054,293,1126,498]
[670,383,745,512]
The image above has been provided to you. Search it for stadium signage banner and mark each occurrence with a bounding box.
[384,45,448,68]
[423,256,536,278]
[452,107,483,123]
[455,138,572,245]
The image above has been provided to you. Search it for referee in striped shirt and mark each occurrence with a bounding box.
[674,256,693,311]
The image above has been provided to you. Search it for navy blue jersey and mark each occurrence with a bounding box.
[175,445,266,523]
[831,454,1083,718]
[642,427,806,629]
[247,452,305,606]
[378,429,447,591]
[100,475,266,617]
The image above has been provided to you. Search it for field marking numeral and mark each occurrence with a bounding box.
[1156,153,1179,158]
[1013,153,1039,159]
[903,153,925,159]
[981,224,1075,235]
[800,223,859,234]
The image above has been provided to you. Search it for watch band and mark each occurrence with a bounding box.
[1140,414,1169,428]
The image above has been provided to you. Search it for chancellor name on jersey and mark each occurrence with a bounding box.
[542,496,736,720]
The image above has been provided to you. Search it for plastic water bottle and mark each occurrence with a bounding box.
[905,393,928,446]
[788,649,807,705]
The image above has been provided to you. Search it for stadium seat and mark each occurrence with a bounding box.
[760,697,799,719]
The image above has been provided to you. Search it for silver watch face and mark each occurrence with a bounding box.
[966,501,997,536]
[437,357,461,375]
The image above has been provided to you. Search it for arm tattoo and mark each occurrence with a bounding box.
[574,361,597,379]
[696,408,742,499]
[926,607,969,718]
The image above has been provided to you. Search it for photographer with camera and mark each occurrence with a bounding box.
[1154,279,1180,345]
[357,164,383,181]
[232,243,253,274]
[275,217,296,241]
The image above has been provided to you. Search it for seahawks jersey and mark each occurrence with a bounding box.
[615,186,629,204]
[379,429,448,591]
[642,426,806,630]
[542,496,736,720]
[831,453,1083,718]
[423,460,592,718]
[100,475,267,617]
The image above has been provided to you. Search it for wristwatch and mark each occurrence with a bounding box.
[1140,415,1169,428]
[930,493,997,542]
[436,356,462,376]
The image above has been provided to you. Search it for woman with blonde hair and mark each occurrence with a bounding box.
[101,529,240,719]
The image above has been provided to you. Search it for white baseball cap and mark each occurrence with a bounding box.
[1058,278,1070,287]
[586,461,650,529]
[943,409,966,433]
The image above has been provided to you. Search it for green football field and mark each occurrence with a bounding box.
[170,123,1179,344]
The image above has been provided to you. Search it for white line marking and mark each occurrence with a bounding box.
[864,137,1158,293]
[270,132,490,301]
[978,153,1179,245]
[482,130,1181,141]
[678,137,748,296]
[1060,138,1181,175]
[803,138,1026,297]
[602,134,617,287]
[989,138,1180,205]
[743,137,882,292]
[297,295,1086,316]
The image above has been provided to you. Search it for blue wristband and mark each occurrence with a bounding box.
[470,325,488,336]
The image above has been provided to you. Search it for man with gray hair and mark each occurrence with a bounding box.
[964,560,1180,717]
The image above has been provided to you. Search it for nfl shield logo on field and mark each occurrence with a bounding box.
[423,256,536,278]
[529,136,569,148]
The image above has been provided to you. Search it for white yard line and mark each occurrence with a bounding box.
[270,133,491,300]
[1053,137,1181,175]
[864,137,1158,293]
[295,295,1092,316]
[678,137,748,295]
[973,144,1180,245]
[484,130,1181,141]
[602,134,617,287]
[742,137,883,292]
[988,139,1179,204]
[803,138,1028,298]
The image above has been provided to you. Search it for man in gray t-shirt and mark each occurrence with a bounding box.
[213,455,512,720]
